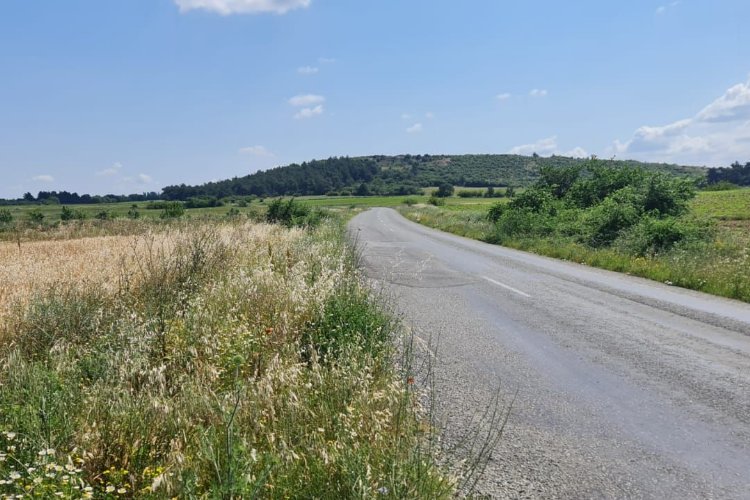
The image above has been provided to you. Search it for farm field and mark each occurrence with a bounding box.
[0,216,453,498]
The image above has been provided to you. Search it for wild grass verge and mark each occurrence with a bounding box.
[400,205,750,303]
[0,218,454,498]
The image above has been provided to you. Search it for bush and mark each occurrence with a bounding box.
[617,216,712,256]
[581,188,642,247]
[403,197,418,206]
[266,198,323,228]
[433,183,454,198]
[127,206,140,219]
[0,209,13,224]
[160,202,185,219]
[457,190,483,198]
[28,209,44,224]
[428,196,445,206]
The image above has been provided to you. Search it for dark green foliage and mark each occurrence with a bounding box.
[707,161,750,186]
[266,198,323,228]
[184,196,223,209]
[127,205,140,219]
[457,190,483,198]
[433,183,455,198]
[159,154,702,200]
[617,217,712,256]
[487,159,702,254]
[505,186,516,198]
[95,210,111,221]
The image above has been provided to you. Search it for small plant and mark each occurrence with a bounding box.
[403,197,418,206]
[95,210,111,220]
[428,196,446,206]
[226,207,241,218]
[127,205,141,219]
[0,209,13,224]
[160,201,185,218]
[28,209,45,224]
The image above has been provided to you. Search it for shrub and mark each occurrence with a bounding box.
[0,209,13,224]
[617,216,713,256]
[403,197,418,206]
[581,188,642,247]
[266,198,323,227]
[28,209,44,224]
[433,183,454,198]
[160,202,185,219]
[428,196,445,206]
[127,205,140,219]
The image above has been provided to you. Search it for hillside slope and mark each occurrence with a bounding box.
[162,154,705,200]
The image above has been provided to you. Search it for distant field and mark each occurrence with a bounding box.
[692,188,750,221]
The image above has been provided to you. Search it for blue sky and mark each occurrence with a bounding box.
[1,0,750,198]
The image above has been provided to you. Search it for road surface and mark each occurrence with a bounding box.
[349,208,750,499]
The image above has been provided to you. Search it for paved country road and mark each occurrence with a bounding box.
[349,208,750,499]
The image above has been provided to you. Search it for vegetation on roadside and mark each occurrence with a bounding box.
[401,161,750,302]
[0,218,454,498]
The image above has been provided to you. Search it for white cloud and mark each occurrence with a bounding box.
[136,174,153,185]
[97,162,123,177]
[174,0,311,15]
[529,89,548,98]
[239,145,275,157]
[294,105,324,120]
[297,66,319,75]
[288,94,325,107]
[425,112,435,119]
[562,146,590,158]
[510,136,558,155]
[406,123,423,134]
[613,78,750,166]
[318,57,336,64]
[401,113,412,120]
[32,174,54,183]
[496,93,511,101]
[509,136,589,158]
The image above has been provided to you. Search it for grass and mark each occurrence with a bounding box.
[0,217,456,498]
[400,189,750,303]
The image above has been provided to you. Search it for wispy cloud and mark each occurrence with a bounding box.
[406,123,423,134]
[401,113,412,120]
[656,1,680,15]
[289,94,325,119]
[510,136,557,155]
[32,174,54,183]
[96,162,123,177]
[239,145,275,157]
[288,94,325,107]
[496,93,511,101]
[174,0,311,15]
[136,174,153,185]
[425,112,435,119]
[529,89,548,98]
[297,66,319,75]
[509,136,588,158]
[318,57,336,64]
[613,78,750,165]
[294,105,324,120]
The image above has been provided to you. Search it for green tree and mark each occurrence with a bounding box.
[160,202,185,219]
[434,183,454,198]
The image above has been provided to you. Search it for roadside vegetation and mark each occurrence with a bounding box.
[401,160,750,303]
[0,212,455,497]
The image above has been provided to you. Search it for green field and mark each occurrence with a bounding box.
[692,188,750,221]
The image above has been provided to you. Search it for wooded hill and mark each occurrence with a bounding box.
[162,154,705,200]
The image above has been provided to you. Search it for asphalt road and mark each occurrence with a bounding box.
[349,208,750,499]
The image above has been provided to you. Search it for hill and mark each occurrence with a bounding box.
[161,154,705,200]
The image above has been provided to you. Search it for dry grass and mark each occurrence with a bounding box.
[0,219,453,498]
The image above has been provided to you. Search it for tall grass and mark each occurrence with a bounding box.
[0,219,454,497]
